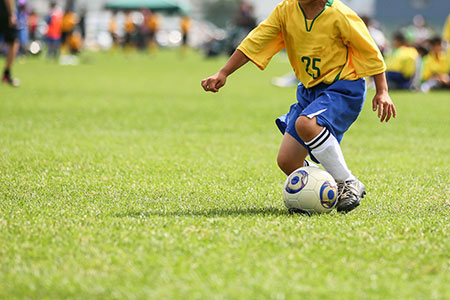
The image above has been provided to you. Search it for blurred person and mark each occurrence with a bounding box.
[61,8,78,52]
[403,14,433,47]
[147,11,159,52]
[123,11,136,50]
[202,0,396,213]
[419,37,450,92]
[385,31,419,90]
[0,0,20,86]
[226,2,257,55]
[137,9,150,51]
[234,2,257,31]
[59,29,82,66]
[361,16,386,55]
[78,8,86,41]
[180,15,191,49]
[16,0,28,55]
[410,45,428,90]
[109,11,119,49]
[203,36,226,58]
[45,1,63,59]
[28,10,38,41]
[68,31,82,54]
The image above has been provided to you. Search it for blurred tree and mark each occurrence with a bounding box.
[201,0,240,28]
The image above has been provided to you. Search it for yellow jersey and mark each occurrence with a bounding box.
[147,15,160,32]
[181,17,191,34]
[109,18,117,34]
[62,12,78,33]
[125,15,135,33]
[237,0,385,88]
[421,52,450,82]
[443,14,450,43]
[385,46,419,79]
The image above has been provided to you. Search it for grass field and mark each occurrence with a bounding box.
[0,50,449,299]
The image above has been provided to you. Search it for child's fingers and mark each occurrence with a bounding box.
[386,104,396,122]
[379,103,385,121]
[201,78,213,91]
[201,79,208,91]
[385,108,391,122]
[372,98,377,111]
[201,78,217,92]
[385,105,392,122]
[380,103,389,122]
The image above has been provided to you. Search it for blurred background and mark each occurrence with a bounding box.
[22,0,449,48]
[1,0,450,91]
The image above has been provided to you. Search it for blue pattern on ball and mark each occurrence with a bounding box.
[327,190,335,200]
[285,170,308,194]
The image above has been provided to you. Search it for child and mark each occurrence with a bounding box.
[385,32,419,90]
[0,0,20,86]
[419,37,450,92]
[45,2,63,59]
[201,0,396,213]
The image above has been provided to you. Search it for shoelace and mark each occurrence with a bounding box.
[337,181,357,200]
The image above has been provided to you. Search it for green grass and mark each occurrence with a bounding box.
[0,50,449,299]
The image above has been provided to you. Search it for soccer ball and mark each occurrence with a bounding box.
[283,166,338,214]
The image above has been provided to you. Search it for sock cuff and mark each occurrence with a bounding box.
[305,127,331,150]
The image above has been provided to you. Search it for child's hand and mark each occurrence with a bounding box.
[372,92,397,122]
[201,72,227,93]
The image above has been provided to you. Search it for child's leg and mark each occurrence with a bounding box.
[295,115,353,181]
[277,132,309,176]
[295,115,365,213]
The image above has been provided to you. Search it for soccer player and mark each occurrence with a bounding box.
[180,15,191,48]
[385,32,419,90]
[419,37,450,92]
[45,2,63,59]
[123,12,136,50]
[0,0,19,86]
[61,9,78,53]
[201,0,396,213]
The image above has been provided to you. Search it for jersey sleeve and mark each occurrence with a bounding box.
[341,14,386,77]
[237,5,285,70]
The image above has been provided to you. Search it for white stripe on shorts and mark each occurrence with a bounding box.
[306,108,327,119]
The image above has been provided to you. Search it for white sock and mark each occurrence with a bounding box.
[305,127,355,181]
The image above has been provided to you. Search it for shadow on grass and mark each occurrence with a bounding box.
[115,207,289,218]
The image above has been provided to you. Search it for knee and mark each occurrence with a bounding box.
[277,152,295,175]
[295,116,320,142]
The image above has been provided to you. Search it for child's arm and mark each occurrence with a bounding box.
[372,72,397,122]
[201,50,249,93]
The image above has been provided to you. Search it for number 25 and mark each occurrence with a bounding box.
[301,56,321,79]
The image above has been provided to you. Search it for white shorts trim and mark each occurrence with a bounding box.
[306,108,327,119]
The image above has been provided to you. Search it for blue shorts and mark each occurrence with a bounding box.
[276,79,366,163]
[386,71,412,90]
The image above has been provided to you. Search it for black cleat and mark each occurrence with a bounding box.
[336,179,366,213]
